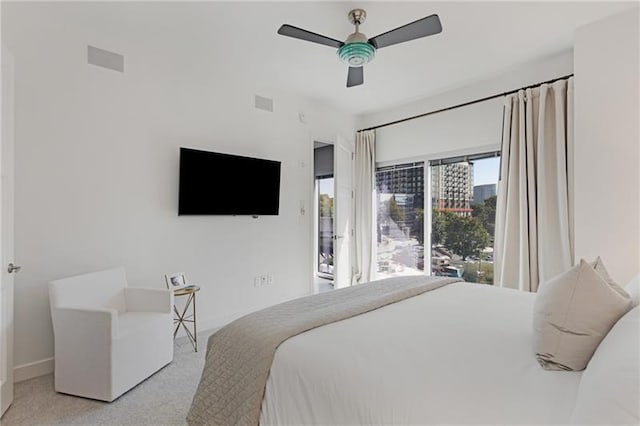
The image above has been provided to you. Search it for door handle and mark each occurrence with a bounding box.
[333,235,344,240]
[8,263,21,274]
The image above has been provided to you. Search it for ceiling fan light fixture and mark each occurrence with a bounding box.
[337,42,375,67]
[278,9,442,87]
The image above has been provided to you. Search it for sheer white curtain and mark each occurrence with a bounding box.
[353,130,376,284]
[495,78,574,292]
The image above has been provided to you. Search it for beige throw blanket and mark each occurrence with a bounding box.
[187,275,461,426]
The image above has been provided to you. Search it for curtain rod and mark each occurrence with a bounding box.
[359,73,574,132]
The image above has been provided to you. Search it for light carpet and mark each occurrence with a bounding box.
[2,330,216,426]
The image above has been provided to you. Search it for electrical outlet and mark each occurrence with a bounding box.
[253,276,260,287]
[267,275,273,285]
[260,275,268,286]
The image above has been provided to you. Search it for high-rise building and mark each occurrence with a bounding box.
[431,162,474,216]
[473,184,497,205]
[376,163,424,233]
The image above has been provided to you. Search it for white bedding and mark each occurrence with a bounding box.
[259,282,583,425]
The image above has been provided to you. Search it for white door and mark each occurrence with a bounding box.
[0,45,16,417]
[333,135,353,289]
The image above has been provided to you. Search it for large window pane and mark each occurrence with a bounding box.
[376,163,424,278]
[431,156,499,284]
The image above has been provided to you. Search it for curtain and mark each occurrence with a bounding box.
[495,78,574,292]
[352,130,376,284]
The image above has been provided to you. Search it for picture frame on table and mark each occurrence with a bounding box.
[165,272,187,290]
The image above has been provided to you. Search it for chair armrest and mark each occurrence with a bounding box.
[52,306,117,340]
[124,288,173,314]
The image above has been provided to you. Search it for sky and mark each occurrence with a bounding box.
[473,157,500,186]
[318,176,334,197]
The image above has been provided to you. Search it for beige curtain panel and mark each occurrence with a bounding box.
[495,78,574,292]
[353,130,376,284]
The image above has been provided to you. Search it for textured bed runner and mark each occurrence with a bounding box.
[186,275,461,426]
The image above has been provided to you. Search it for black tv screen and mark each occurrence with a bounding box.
[178,148,281,216]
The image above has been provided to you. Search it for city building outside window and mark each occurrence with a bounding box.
[430,154,499,284]
[376,163,425,278]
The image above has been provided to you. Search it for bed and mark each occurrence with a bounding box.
[187,275,640,425]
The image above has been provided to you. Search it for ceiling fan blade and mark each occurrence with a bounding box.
[277,24,344,48]
[347,67,364,88]
[368,14,442,49]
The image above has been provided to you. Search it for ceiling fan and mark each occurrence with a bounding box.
[277,9,442,88]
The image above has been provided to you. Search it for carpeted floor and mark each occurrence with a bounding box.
[2,330,216,426]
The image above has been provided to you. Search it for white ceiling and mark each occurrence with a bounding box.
[199,1,636,115]
[9,1,636,115]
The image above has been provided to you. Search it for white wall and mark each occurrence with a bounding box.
[2,3,355,374]
[574,10,640,284]
[358,50,573,163]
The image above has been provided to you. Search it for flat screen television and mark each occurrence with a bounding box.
[178,148,281,216]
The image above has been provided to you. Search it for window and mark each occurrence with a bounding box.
[374,153,500,283]
[376,163,425,278]
[430,153,499,284]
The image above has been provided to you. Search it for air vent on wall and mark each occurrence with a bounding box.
[87,45,124,73]
[254,95,274,112]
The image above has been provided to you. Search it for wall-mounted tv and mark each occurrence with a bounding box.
[178,148,281,216]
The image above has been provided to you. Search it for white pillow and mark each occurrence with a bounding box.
[533,259,632,371]
[570,306,640,424]
[625,274,640,307]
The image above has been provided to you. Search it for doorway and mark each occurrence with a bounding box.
[317,176,334,278]
[313,142,334,293]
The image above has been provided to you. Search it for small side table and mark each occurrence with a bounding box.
[173,285,200,352]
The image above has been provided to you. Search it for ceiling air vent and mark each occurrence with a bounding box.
[87,46,124,73]
[254,95,274,113]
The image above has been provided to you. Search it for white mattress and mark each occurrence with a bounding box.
[260,282,583,425]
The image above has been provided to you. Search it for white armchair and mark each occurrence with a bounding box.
[49,267,174,402]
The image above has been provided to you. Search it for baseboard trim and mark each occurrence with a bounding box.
[14,357,54,383]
